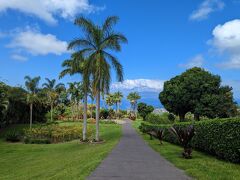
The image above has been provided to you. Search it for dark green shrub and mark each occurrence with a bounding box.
[100,109,109,119]
[140,118,240,163]
[137,102,154,120]
[24,138,51,144]
[146,113,171,124]
[5,130,22,142]
[168,113,175,122]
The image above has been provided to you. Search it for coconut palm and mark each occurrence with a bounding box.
[127,92,141,116]
[43,78,65,121]
[68,16,127,141]
[60,54,90,141]
[24,76,41,129]
[105,93,115,109]
[0,82,9,123]
[113,91,123,114]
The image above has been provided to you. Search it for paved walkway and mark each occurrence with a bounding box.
[88,119,191,180]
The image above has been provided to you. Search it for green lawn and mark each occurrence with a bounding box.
[0,122,122,180]
[133,120,240,180]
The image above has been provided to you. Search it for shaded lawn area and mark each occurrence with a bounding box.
[132,120,240,180]
[0,122,122,180]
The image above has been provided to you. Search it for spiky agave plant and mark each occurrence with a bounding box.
[170,125,195,159]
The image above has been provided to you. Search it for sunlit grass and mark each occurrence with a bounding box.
[0,122,122,180]
[133,119,240,180]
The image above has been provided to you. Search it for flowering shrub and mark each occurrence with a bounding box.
[24,125,93,144]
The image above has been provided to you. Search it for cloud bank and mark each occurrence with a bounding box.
[0,0,103,24]
[209,19,240,69]
[111,79,164,92]
[8,28,68,56]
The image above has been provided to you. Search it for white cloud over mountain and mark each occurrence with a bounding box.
[111,79,164,92]
[179,54,204,68]
[8,28,68,56]
[189,0,224,21]
[209,19,240,69]
[0,0,103,24]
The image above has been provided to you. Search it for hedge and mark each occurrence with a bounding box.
[140,118,240,163]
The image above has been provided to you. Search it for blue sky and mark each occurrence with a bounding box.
[1,0,240,108]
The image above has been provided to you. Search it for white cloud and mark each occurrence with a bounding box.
[11,54,28,61]
[0,0,103,24]
[8,28,68,56]
[209,19,240,69]
[111,79,164,92]
[189,0,224,21]
[180,54,204,68]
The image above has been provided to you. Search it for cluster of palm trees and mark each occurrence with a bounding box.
[60,16,127,141]
[24,76,66,128]
[127,92,141,116]
[105,91,123,113]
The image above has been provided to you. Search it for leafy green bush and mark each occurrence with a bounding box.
[24,125,93,144]
[100,109,109,119]
[5,130,22,142]
[168,113,175,122]
[140,118,240,163]
[146,113,171,124]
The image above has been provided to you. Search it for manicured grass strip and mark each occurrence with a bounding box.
[0,123,122,180]
[133,120,240,180]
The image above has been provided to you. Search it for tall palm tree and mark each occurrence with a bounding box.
[0,82,9,124]
[127,92,141,116]
[113,91,123,114]
[24,76,41,129]
[60,53,90,141]
[105,93,114,109]
[68,16,127,141]
[43,78,65,122]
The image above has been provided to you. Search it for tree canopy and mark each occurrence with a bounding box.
[159,67,237,121]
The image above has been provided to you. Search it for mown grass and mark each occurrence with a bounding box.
[0,122,122,180]
[133,119,240,180]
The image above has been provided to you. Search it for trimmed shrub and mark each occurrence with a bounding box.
[140,118,240,163]
[146,113,171,124]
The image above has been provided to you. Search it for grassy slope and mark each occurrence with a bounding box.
[132,120,240,180]
[0,123,122,180]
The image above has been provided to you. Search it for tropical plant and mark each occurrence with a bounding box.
[113,91,123,117]
[105,93,115,109]
[43,78,65,122]
[0,82,8,126]
[24,76,41,129]
[68,16,127,141]
[170,125,195,159]
[60,53,90,141]
[127,92,141,116]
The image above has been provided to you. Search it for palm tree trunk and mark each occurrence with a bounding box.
[50,103,53,122]
[83,93,88,141]
[30,103,33,129]
[95,91,100,141]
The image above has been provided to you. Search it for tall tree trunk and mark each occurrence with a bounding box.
[179,113,185,122]
[30,103,33,129]
[50,103,53,122]
[83,93,88,141]
[95,91,100,141]
[194,114,200,121]
[117,102,120,119]
[71,104,74,121]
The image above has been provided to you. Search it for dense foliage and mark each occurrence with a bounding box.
[137,102,154,120]
[146,113,171,124]
[0,83,49,128]
[159,67,237,121]
[140,118,240,163]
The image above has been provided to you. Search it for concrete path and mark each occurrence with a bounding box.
[88,119,191,180]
